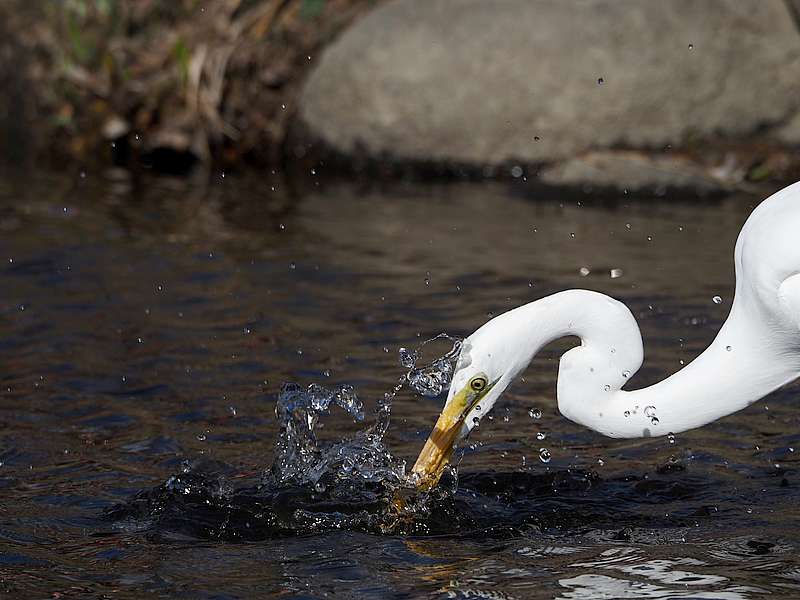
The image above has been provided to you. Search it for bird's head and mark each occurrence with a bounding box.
[409,331,519,490]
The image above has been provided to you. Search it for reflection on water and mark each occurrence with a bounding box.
[0,169,799,597]
[563,548,746,599]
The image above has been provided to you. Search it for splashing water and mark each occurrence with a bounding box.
[268,333,463,490]
[266,380,407,496]
[109,335,466,536]
[403,334,462,397]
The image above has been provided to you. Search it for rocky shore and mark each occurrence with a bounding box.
[3,0,800,191]
[297,0,800,191]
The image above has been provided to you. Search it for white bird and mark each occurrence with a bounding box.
[411,181,800,488]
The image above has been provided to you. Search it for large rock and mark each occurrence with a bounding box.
[539,152,732,195]
[299,0,800,169]
[777,112,800,145]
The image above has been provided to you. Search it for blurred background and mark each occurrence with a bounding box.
[1,0,799,186]
[0,0,373,170]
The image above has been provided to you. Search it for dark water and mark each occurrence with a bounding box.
[1,170,799,598]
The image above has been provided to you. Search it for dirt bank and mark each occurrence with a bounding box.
[0,0,377,172]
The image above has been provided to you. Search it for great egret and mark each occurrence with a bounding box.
[411,181,800,489]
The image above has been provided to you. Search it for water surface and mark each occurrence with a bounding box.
[1,171,798,598]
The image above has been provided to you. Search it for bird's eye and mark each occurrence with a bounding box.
[470,376,487,391]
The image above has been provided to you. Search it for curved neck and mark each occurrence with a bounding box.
[471,289,800,438]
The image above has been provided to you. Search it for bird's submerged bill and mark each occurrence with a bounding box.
[410,372,496,490]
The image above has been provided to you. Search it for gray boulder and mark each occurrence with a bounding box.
[539,151,732,194]
[777,112,800,146]
[299,0,800,170]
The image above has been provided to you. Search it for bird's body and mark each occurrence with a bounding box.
[411,181,800,486]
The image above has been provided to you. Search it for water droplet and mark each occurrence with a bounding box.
[536,431,546,441]
[688,43,694,50]
[622,370,631,378]
[528,408,542,419]
[197,433,207,441]
[539,448,551,463]
[624,410,630,417]
[398,347,417,368]
[610,268,623,279]
[603,384,611,392]
[644,406,657,418]
[650,416,660,426]
[597,77,605,85]
[511,165,523,178]
[579,266,591,277]
[668,433,675,444]
[569,232,576,238]
[228,406,237,417]
[472,416,480,426]
[726,345,732,352]
[289,262,296,270]
[597,458,605,466]
[712,295,722,304]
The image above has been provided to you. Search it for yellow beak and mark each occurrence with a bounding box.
[409,411,464,491]
[409,378,494,491]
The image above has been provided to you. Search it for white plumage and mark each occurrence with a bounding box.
[447,181,800,440]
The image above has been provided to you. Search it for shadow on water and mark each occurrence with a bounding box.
[1,169,799,598]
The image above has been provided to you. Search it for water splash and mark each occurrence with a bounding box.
[403,334,462,397]
[268,382,374,486]
[270,382,407,493]
[265,333,464,530]
[109,334,467,537]
[268,333,463,491]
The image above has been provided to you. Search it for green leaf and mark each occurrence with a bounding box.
[173,38,191,86]
[300,0,326,18]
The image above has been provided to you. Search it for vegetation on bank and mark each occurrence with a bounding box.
[0,0,377,171]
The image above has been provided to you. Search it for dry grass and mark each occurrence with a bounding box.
[0,0,378,170]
